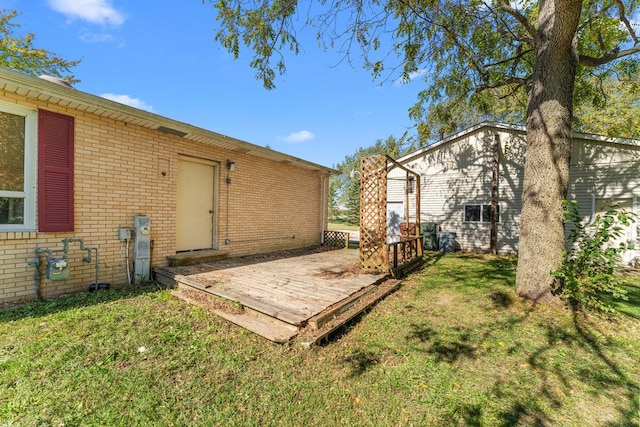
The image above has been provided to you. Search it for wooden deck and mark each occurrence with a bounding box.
[156,248,395,344]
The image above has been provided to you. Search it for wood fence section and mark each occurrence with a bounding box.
[388,236,423,278]
[359,155,388,273]
[323,230,350,248]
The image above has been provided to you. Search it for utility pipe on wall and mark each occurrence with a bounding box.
[321,176,327,244]
[28,237,102,299]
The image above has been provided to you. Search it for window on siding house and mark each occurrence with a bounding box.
[464,204,499,223]
[0,103,37,230]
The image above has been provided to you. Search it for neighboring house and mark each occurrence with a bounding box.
[0,68,334,305]
[387,122,640,264]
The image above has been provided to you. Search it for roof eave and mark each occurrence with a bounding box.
[0,67,337,174]
[396,121,640,164]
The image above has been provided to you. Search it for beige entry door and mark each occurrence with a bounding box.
[177,157,217,251]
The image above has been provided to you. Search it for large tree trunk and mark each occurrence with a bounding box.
[515,0,582,302]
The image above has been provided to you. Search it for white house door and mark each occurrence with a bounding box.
[176,157,217,252]
[594,197,637,265]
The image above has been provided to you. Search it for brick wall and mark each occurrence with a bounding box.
[0,91,330,305]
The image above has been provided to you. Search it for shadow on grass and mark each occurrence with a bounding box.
[407,306,638,425]
[493,310,640,426]
[611,281,640,320]
[428,336,479,363]
[399,254,639,425]
[0,283,166,323]
[496,402,551,427]
[341,349,381,377]
[422,252,518,291]
[571,311,640,426]
[488,290,515,308]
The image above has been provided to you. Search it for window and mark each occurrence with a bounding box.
[464,204,499,223]
[0,102,36,230]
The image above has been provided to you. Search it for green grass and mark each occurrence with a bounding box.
[1,254,639,426]
[328,222,359,231]
[610,278,640,320]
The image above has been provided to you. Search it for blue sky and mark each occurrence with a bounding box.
[9,0,426,168]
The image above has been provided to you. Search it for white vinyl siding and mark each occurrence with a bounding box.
[389,124,639,256]
[389,127,523,253]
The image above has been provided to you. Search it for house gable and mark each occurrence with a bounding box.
[389,122,639,258]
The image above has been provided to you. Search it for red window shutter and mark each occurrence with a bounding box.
[38,110,74,232]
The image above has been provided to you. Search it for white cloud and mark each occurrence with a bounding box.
[394,68,429,86]
[100,93,154,112]
[48,0,126,26]
[280,130,315,143]
[79,31,115,43]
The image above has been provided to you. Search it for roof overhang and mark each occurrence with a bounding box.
[0,67,337,175]
[396,121,640,164]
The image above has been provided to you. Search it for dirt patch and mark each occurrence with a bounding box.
[175,288,244,315]
[189,275,230,289]
[314,262,361,279]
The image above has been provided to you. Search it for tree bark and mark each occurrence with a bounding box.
[515,0,582,302]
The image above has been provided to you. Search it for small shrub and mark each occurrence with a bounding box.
[552,200,636,312]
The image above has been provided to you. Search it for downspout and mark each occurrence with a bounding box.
[633,196,638,267]
[490,132,500,255]
[405,171,410,231]
[320,175,327,244]
[225,162,231,245]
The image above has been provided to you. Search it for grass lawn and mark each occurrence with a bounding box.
[1,253,639,426]
[328,222,359,231]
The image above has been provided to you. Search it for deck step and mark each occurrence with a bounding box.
[307,284,378,331]
[153,267,177,287]
[175,274,303,325]
[172,287,298,343]
[297,279,402,347]
[167,250,229,267]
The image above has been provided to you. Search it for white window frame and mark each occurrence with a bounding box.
[0,101,37,231]
[463,203,500,223]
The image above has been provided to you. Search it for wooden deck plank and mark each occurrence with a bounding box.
[172,288,297,343]
[173,249,389,335]
[298,279,402,347]
[177,275,321,324]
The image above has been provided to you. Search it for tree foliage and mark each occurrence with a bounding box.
[209,0,639,140]
[0,10,80,82]
[330,134,412,224]
[574,76,640,139]
[552,200,636,312]
[207,0,640,302]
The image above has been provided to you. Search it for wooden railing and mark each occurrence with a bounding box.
[387,236,423,278]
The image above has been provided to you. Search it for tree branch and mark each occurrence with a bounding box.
[484,47,533,68]
[493,0,537,42]
[475,77,527,92]
[613,0,639,45]
[579,45,640,67]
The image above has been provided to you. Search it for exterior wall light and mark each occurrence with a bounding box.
[226,160,235,171]
[407,176,415,194]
